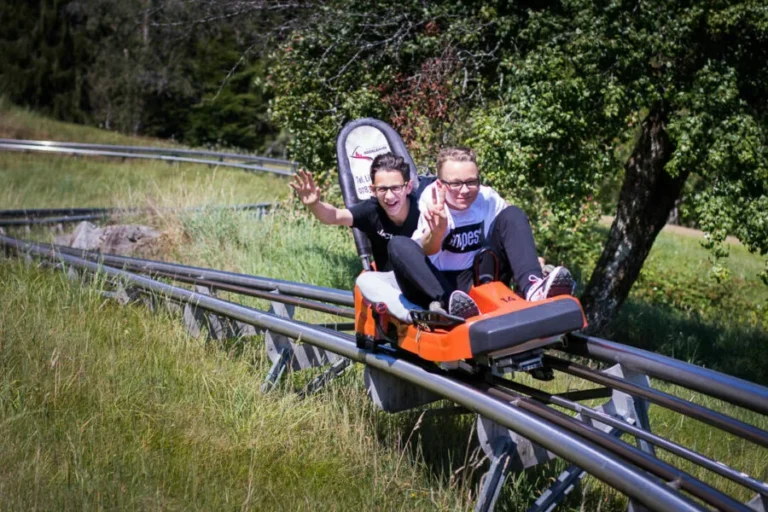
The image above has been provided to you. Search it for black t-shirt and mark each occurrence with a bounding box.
[349,195,419,271]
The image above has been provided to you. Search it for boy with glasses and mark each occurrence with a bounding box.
[290,152,419,271]
[388,147,575,318]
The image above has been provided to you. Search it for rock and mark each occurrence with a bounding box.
[55,221,161,256]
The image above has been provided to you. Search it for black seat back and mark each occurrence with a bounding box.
[336,118,420,270]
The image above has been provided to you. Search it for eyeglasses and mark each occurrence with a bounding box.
[440,178,480,191]
[371,182,408,195]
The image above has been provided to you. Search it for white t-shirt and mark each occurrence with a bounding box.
[412,184,508,271]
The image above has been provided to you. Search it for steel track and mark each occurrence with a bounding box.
[2,235,767,510]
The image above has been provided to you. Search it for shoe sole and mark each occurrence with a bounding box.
[546,270,575,298]
[449,291,480,319]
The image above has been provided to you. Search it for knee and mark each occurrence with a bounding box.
[496,205,529,227]
[388,235,421,259]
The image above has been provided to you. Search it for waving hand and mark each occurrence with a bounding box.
[289,169,321,206]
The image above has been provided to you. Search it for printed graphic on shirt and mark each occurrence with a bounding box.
[442,221,485,253]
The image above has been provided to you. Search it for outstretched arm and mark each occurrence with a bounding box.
[289,169,353,226]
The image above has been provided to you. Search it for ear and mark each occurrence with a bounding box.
[406,179,414,194]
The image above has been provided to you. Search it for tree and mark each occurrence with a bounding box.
[270,0,767,333]
[475,0,767,332]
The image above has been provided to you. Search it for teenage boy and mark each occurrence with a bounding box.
[290,152,419,271]
[388,147,575,317]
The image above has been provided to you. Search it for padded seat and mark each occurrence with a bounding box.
[356,271,421,323]
[469,297,584,356]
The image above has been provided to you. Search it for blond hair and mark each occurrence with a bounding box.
[436,147,477,178]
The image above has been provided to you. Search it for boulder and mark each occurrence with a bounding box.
[55,221,161,256]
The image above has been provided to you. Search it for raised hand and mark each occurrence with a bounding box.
[289,169,321,206]
[423,181,448,235]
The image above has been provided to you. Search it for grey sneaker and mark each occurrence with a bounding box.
[428,300,447,315]
[526,266,575,302]
[448,290,480,319]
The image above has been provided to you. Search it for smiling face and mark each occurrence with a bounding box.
[439,160,480,211]
[371,169,412,222]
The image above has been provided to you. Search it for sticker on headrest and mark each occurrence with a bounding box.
[344,126,392,200]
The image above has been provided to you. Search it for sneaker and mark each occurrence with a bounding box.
[428,300,447,315]
[526,266,575,302]
[448,290,480,319]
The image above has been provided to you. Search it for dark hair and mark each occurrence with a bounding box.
[370,152,410,182]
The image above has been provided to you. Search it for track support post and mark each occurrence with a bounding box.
[262,290,344,392]
[528,363,657,512]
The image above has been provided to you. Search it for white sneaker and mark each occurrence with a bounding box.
[448,290,480,319]
[526,266,575,302]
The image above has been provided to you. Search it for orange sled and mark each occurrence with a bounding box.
[354,273,587,373]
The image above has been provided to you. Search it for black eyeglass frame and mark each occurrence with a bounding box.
[439,178,481,191]
[370,181,410,195]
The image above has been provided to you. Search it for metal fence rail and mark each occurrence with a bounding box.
[0,139,295,176]
[0,138,294,165]
[0,203,275,227]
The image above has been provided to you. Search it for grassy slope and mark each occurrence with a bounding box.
[1,102,767,509]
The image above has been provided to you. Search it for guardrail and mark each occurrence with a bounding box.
[0,138,296,176]
[0,203,275,227]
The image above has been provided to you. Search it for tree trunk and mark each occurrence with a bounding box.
[580,105,688,334]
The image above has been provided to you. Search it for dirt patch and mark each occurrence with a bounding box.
[599,216,741,245]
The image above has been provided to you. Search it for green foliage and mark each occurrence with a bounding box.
[268,1,526,175]
[0,1,284,152]
[0,0,91,123]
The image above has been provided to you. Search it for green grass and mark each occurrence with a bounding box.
[0,97,180,146]
[0,260,473,511]
[0,152,289,210]
[2,103,767,510]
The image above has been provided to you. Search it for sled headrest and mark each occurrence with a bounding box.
[336,118,419,208]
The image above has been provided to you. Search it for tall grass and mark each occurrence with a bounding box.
[0,260,474,511]
[2,102,767,510]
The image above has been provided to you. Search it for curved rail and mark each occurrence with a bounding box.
[545,355,768,448]
[0,233,711,512]
[562,332,768,416]
[0,138,294,166]
[13,240,355,306]
[0,142,294,177]
[0,203,274,227]
[491,376,768,498]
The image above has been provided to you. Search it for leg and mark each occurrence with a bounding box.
[388,236,453,308]
[487,206,543,297]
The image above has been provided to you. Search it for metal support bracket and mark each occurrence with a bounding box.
[364,366,441,412]
[526,363,656,512]
[476,363,656,512]
[297,357,353,398]
[262,289,344,391]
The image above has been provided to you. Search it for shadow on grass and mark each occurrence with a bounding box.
[372,403,628,511]
[602,299,768,386]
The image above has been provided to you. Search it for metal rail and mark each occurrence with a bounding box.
[0,142,294,177]
[479,381,751,512]
[5,238,768,509]
[15,240,355,306]
[545,355,768,448]
[491,376,768,498]
[0,233,710,512]
[0,138,294,166]
[562,332,768,416]
[0,203,274,227]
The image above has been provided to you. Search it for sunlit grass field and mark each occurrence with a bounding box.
[1,101,766,510]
